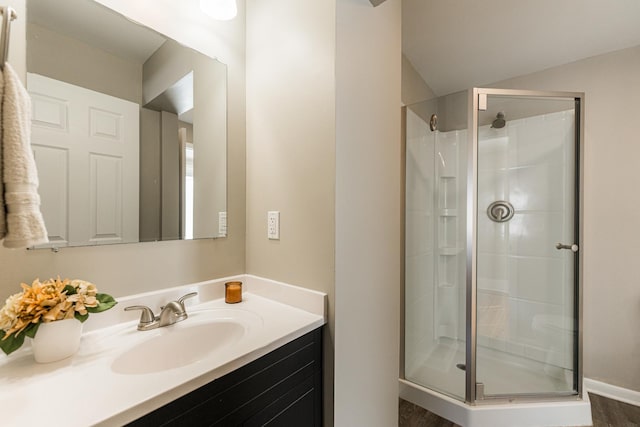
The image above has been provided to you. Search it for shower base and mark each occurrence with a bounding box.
[401,339,592,426]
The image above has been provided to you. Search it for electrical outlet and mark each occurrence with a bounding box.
[268,211,280,240]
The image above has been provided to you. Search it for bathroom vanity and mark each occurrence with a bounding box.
[128,328,322,426]
[0,276,326,426]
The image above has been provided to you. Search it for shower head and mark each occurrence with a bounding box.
[491,112,506,129]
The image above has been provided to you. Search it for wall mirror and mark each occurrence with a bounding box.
[26,0,228,248]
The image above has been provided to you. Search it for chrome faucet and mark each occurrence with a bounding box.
[125,292,198,331]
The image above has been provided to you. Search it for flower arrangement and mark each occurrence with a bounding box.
[0,277,117,355]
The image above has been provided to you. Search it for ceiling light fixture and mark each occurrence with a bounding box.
[200,0,237,21]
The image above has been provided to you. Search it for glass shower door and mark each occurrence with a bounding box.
[473,90,581,398]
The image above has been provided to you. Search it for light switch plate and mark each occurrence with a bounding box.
[218,211,227,237]
[268,211,280,240]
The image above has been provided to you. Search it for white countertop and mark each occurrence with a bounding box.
[0,275,326,426]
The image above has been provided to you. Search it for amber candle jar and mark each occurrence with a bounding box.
[225,281,242,304]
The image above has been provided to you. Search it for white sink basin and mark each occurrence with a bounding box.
[111,309,262,375]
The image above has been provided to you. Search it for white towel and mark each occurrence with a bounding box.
[0,63,48,249]
[0,63,4,240]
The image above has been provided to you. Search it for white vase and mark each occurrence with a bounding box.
[31,318,83,363]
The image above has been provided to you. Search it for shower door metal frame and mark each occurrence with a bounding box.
[466,88,585,405]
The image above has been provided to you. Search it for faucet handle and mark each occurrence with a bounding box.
[124,305,156,328]
[177,292,198,310]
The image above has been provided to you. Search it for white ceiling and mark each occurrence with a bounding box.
[403,0,640,96]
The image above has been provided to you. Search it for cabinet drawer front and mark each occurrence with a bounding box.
[128,328,323,427]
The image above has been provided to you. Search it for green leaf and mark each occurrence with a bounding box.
[24,323,40,338]
[86,293,117,314]
[0,323,41,355]
[0,329,26,355]
[75,312,89,323]
[63,284,77,295]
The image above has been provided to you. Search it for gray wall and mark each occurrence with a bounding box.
[27,23,142,103]
[143,40,192,104]
[334,1,402,425]
[402,54,435,106]
[246,0,402,425]
[143,40,227,239]
[245,0,337,422]
[139,108,161,241]
[138,114,195,243]
[161,111,180,240]
[193,56,227,238]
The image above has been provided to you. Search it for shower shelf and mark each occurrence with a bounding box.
[439,209,458,217]
[437,282,456,288]
[439,247,462,256]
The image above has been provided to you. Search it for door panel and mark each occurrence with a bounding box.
[475,93,578,397]
[32,145,68,246]
[28,73,139,247]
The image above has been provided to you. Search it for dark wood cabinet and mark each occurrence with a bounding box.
[127,327,323,427]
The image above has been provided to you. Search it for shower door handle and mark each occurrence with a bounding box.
[556,243,579,252]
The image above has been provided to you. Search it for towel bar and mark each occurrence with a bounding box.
[0,6,17,70]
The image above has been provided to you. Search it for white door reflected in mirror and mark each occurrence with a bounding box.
[30,73,139,247]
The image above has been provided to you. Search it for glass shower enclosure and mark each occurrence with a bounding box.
[403,88,584,405]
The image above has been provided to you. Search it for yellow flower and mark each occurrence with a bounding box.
[0,293,22,331]
[71,280,97,296]
[68,280,99,310]
[1,277,116,355]
[1,277,113,343]
[2,278,68,337]
[42,300,73,322]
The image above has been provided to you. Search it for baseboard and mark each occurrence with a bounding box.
[584,378,640,407]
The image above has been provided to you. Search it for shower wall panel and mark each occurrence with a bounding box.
[435,129,467,341]
[405,108,436,377]
[405,105,467,401]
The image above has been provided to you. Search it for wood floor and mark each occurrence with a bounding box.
[399,393,640,427]
[399,398,460,427]
[590,393,640,426]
